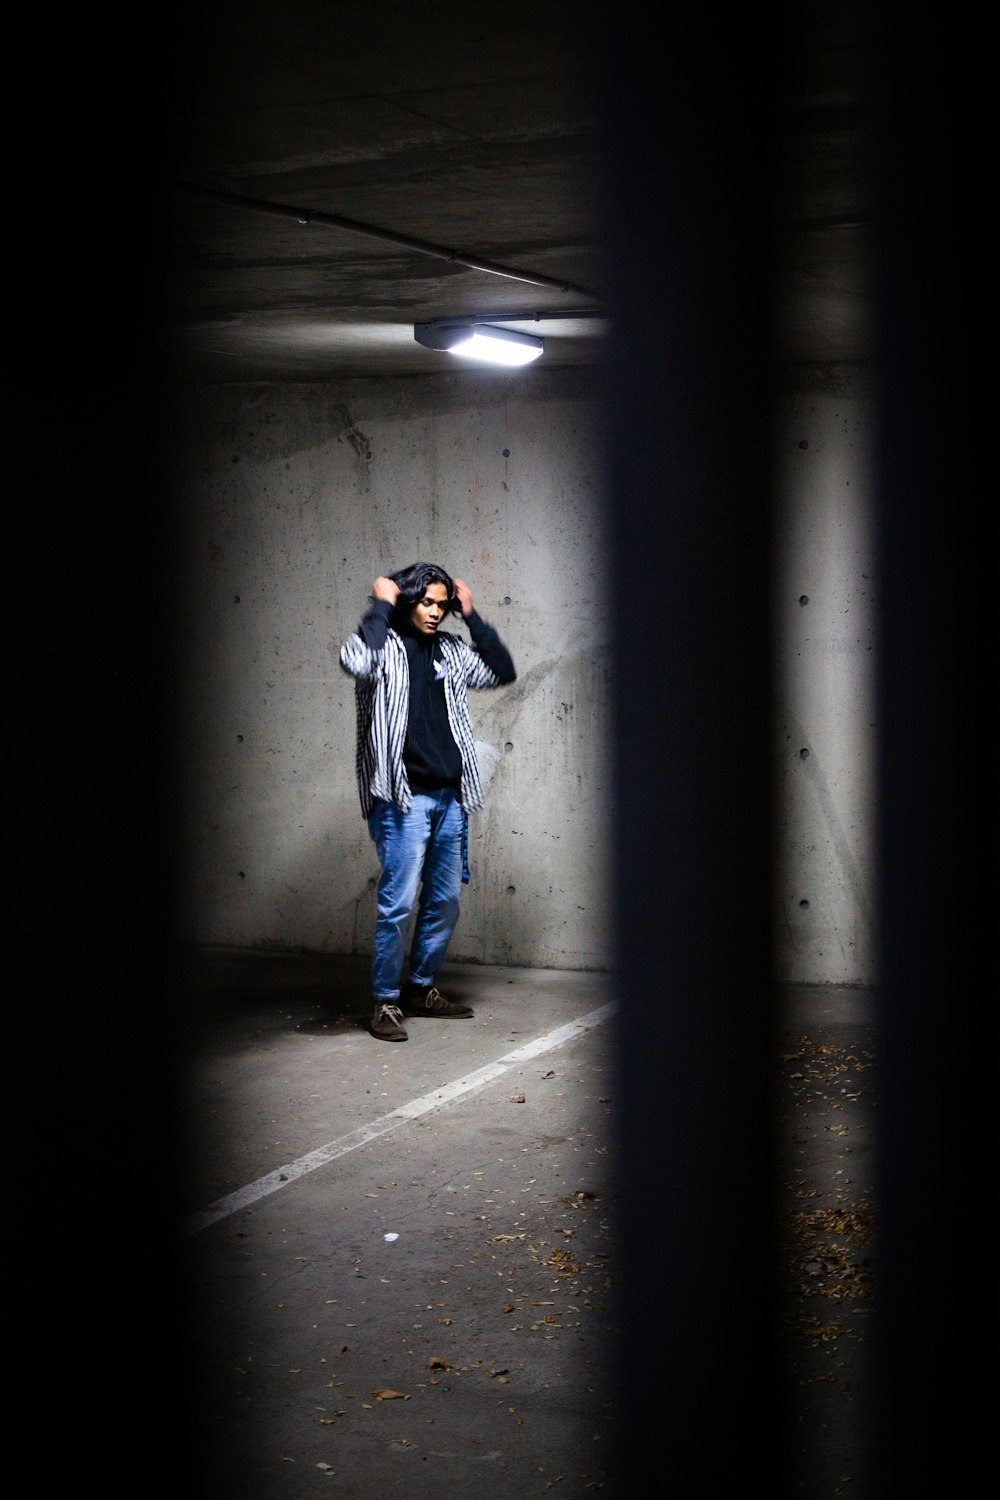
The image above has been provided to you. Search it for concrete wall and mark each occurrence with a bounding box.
[168,365,612,970]
[168,359,876,985]
[772,363,876,984]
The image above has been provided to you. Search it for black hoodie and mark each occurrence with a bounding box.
[358,597,515,795]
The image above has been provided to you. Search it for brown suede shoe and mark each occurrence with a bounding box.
[400,984,474,1018]
[369,1002,408,1041]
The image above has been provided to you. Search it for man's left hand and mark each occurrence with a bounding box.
[454,578,474,617]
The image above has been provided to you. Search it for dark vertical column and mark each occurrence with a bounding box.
[597,7,782,1491]
[872,5,992,1492]
[10,10,193,1492]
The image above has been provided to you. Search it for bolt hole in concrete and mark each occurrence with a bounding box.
[505,742,514,752]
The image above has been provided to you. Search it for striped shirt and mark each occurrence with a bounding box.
[340,613,513,818]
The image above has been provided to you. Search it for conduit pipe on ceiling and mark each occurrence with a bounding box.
[178,180,603,302]
[417,308,606,326]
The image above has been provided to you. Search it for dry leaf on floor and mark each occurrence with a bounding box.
[371,1388,410,1401]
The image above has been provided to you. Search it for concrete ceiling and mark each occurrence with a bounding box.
[166,1,873,384]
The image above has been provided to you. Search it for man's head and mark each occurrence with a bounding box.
[390,562,461,635]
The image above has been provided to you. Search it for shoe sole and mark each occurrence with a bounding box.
[401,1010,474,1019]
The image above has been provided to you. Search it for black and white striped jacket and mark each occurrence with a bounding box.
[340,623,509,818]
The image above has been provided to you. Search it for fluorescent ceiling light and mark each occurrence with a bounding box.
[414,321,543,365]
[450,325,543,365]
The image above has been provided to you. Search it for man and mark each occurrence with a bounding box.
[340,562,516,1041]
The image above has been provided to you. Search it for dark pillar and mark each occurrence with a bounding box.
[598,8,782,1491]
[11,9,191,1489]
[872,5,992,1492]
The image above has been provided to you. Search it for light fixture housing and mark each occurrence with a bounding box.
[414,321,543,365]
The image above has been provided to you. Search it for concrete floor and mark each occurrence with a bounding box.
[170,951,877,1499]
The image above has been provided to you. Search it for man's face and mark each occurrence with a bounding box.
[409,582,449,634]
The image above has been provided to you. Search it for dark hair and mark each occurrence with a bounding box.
[389,561,462,616]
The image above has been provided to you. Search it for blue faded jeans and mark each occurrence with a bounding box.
[367,790,464,1002]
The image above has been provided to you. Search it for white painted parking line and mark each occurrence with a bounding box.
[183,1003,616,1236]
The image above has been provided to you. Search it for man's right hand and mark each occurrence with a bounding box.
[372,576,400,604]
